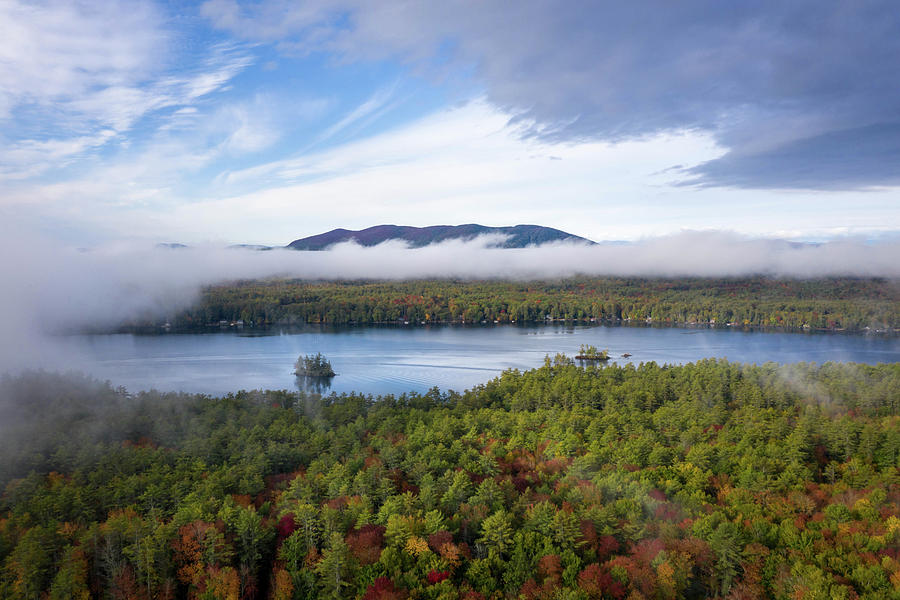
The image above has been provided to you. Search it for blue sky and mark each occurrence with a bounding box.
[1,0,898,246]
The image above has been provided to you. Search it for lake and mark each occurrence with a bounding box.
[62,324,900,397]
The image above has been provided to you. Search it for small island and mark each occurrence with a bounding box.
[575,344,610,361]
[294,352,336,377]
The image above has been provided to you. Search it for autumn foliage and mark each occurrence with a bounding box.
[2,361,900,598]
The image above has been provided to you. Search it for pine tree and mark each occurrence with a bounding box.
[316,532,352,599]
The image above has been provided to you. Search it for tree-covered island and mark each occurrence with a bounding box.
[575,345,610,361]
[294,353,336,377]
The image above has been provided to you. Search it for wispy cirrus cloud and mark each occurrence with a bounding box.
[0,1,254,182]
[0,131,117,180]
[0,0,166,117]
[316,84,399,144]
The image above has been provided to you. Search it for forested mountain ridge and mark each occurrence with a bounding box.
[286,224,594,250]
[2,360,899,598]
[170,276,900,332]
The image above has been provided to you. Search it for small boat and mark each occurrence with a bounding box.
[621,352,632,358]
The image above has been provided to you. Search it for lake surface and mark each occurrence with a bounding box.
[62,325,900,397]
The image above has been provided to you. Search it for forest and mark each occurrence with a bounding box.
[2,359,899,599]
[163,277,900,333]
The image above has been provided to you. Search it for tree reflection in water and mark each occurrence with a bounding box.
[295,375,333,395]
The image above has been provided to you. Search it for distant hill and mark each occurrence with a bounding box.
[286,224,594,250]
[228,244,273,251]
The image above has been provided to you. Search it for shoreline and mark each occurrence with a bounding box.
[78,318,899,337]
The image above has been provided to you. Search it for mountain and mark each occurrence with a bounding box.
[286,224,594,250]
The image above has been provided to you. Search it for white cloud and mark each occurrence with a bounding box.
[178,101,900,245]
[9,98,899,246]
[172,101,720,242]
[0,2,254,183]
[0,0,166,116]
[212,96,282,154]
[0,87,332,242]
[0,130,116,180]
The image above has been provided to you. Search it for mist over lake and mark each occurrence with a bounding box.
[64,324,900,396]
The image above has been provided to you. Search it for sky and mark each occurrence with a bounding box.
[1,0,899,246]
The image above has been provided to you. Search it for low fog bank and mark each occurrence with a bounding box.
[1,230,898,373]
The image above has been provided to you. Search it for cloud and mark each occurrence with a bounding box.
[167,101,900,245]
[5,101,726,244]
[316,84,398,144]
[684,123,900,190]
[0,130,117,180]
[199,0,341,45]
[0,0,166,117]
[12,99,897,246]
[0,89,303,240]
[0,1,254,182]
[200,0,900,190]
[172,101,734,244]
